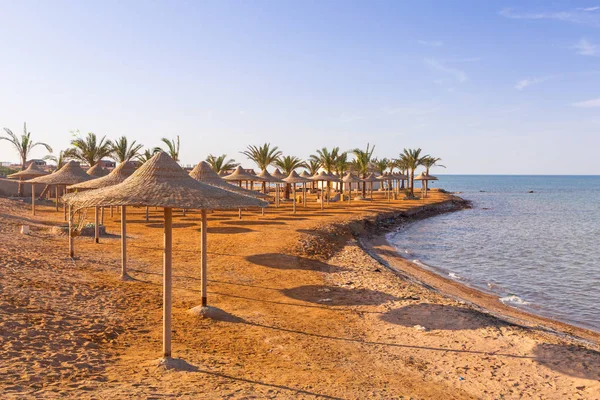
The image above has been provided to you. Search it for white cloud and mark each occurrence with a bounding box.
[573,38,598,55]
[417,40,444,47]
[577,6,600,12]
[425,58,467,82]
[514,76,553,90]
[572,98,600,107]
[499,8,600,27]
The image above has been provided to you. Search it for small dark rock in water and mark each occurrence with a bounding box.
[528,190,534,193]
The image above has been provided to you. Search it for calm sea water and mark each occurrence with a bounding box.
[387,175,600,332]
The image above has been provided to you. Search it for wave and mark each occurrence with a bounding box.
[499,294,530,305]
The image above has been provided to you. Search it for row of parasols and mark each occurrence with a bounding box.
[7,152,438,361]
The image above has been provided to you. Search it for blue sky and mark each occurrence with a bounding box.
[1,0,599,174]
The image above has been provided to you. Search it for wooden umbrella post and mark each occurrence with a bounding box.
[121,205,129,280]
[200,209,208,307]
[303,183,306,207]
[95,206,100,243]
[320,185,324,210]
[163,207,173,359]
[110,206,114,218]
[276,184,280,207]
[63,186,67,221]
[68,205,74,258]
[239,208,242,219]
[32,184,36,216]
[101,207,104,225]
[292,184,296,214]
[55,185,59,212]
[146,206,149,222]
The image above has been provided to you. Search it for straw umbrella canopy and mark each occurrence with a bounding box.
[64,152,268,360]
[223,166,266,190]
[342,173,361,205]
[414,172,438,198]
[8,164,48,215]
[190,161,268,218]
[69,162,137,244]
[87,164,108,178]
[256,169,284,208]
[310,171,338,209]
[362,173,378,200]
[27,161,93,216]
[271,168,287,180]
[283,171,311,213]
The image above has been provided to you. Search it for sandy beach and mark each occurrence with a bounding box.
[1,191,599,399]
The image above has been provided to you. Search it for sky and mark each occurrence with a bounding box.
[0,0,599,174]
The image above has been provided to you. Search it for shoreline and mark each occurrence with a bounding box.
[353,195,600,345]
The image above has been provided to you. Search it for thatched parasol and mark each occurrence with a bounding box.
[342,173,361,204]
[271,168,287,180]
[87,164,107,177]
[414,172,439,198]
[64,152,268,361]
[8,164,48,214]
[377,173,394,202]
[27,161,93,216]
[256,169,283,208]
[310,171,338,209]
[283,171,311,213]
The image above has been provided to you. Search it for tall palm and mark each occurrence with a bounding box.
[373,158,390,175]
[137,148,159,164]
[400,148,426,196]
[111,136,144,162]
[420,156,446,197]
[154,136,180,162]
[351,143,375,196]
[206,154,238,174]
[44,150,69,171]
[310,147,340,194]
[1,123,52,196]
[274,155,306,199]
[241,143,282,192]
[335,152,350,192]
[64,131,113,167]
[306,159,321,191]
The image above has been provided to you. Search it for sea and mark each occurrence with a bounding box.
[386,175,600,332]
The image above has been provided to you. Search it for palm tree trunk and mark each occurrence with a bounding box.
[362,174,367,196]
[284,183,290,199]
[410,169,415,196]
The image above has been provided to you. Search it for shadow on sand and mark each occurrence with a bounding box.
[145,223,198,229]
[222,220,286,226]
[533,343,600,380]
[282,284,398,306]
[379,304,507,331]
[246,253,347,273]
[203,226,255,234]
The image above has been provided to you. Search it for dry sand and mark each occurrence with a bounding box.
[0,191,599,399]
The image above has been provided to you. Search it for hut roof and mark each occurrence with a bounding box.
[27,161,93,185]
[362,173,378,182]
[271,168,287,179]
[64,152,269,211]
[69,161,136,190]
[7,163,48,179]
[309,171,338,182]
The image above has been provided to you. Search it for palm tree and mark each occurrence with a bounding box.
[373,157,390,191]
[274,155,306,199]
[335,152,350,192]
[420,156,446,197]
[351,143,375,196]
[0,123,52,196]
[393,157,409,189]
[154,136,180,162]
[111,136,144,162]
[306,159,321,191]
[44,150,69,171]
[399,148,426,196]
[137,148,159,164]
[310,147,341,194]
[241,143,282,192]
[64,131,113,167]
[206,154,238,174]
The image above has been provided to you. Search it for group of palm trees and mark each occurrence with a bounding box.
[209,143,444,197]
[1,123,444,198]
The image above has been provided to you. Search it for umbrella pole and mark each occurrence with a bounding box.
[95,207,100,243]
[321,186,324,210]
[201,209,207,307]
[146,206,149,222]
[63,187,67,221]
[276,184,280,207]
[101,207,104,225]
[303,183,307,207]
[55,185,59,212]
[121,205,129,280]
[68,205,74,258]
[292,184,296,214]
[110,206,114,218]
[32,184,36,216]
[239,208,242,219]
[163,207,173,359]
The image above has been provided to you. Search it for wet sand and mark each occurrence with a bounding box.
[1,191,599,399]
